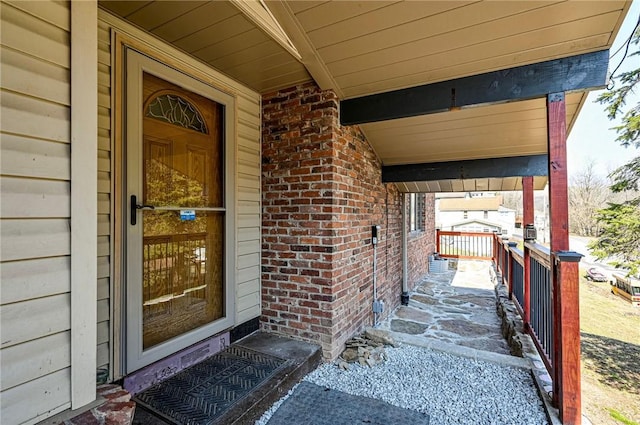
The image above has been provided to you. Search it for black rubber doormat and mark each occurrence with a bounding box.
[134,345,287,425]
[266,381,430,425]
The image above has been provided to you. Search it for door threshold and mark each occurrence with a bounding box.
[124,332,230,395]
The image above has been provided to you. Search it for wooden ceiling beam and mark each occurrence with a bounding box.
[382,154,548,183]
[341,50,609,125]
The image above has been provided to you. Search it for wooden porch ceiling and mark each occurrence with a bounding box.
[99,0,313,93]
[99,0,631,192]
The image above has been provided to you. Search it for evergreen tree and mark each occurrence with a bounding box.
[590,21,640,276]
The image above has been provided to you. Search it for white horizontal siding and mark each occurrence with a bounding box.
[238,239,260,256]
[238,186,260,203]
[1,331,71,391]
[3,0,70,31]
[0,2,72,423]
[1,257,70,305]
[1,293,70,349]
[1,90,70,143]
[98,214,110,236]
[1,134,71,180]
[97,342,109,369]
[97,236,109,257]
[237,266,260,286]
[0,46,70,105]
[238,279,260,299]
[239,132,261,152]
[97,278,110,301]
[98,255,110,280]
[97,299,109,323]
[238,253,261,270]
[238,211,261,228]
[0,368,71,425]
[1,177,70,218]
[96,16,112,380]
[0,2,70,68]
[238,226,260,242]
[236,95,261,324]
[1,219,70,262]
[97,321,109,345]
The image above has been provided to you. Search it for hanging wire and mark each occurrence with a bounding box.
[607,15,640,89]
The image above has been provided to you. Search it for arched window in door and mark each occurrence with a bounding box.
[145,92,208,134]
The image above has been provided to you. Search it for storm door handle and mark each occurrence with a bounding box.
[130,195,155,225]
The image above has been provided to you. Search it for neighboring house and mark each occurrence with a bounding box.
[437,195,517,236]
[0,1,629,424]
[450,219,503,233]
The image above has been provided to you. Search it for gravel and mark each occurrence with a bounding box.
[255,345,549,425]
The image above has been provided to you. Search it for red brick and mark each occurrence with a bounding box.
[262,82,435,360]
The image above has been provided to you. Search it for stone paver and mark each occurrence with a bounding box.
[395,306,434,322]
[380,260,511,356]
[390,319,429,334]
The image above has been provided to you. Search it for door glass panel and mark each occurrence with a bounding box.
[142,211,223,349]
[146,94,208,133]
[141,72,224,350]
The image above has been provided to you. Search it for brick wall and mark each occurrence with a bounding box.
[408,194,436,287]
[261,82,436,359]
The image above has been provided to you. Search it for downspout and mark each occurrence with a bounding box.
[401,193,410,305]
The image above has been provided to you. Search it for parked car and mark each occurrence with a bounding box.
[585,267,608,282]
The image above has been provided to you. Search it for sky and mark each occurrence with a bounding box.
[566,1,640,180]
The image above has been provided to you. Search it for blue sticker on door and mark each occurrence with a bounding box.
[180,209,196,221]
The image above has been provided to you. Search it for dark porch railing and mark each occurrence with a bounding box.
[437,230,554,374]
[528,242,553,370]
[510,247,525,311]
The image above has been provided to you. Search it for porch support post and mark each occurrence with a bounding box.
[547,92,581,424]
[554,252,583,424]
[522,176,534,329]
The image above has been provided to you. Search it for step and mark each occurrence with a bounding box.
[37,384,136,425]
[132,332,322,425]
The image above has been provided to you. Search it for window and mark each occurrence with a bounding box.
[410,193,425,232]
[146,93,208,133]
[483,210,488,219]
[463,210,468,219]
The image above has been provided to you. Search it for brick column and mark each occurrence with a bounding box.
[261,84,340,357]
[261,83,434,359]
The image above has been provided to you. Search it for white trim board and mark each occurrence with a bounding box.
[71,0,98,408]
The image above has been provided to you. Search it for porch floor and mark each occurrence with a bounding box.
[382,259,512,356]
